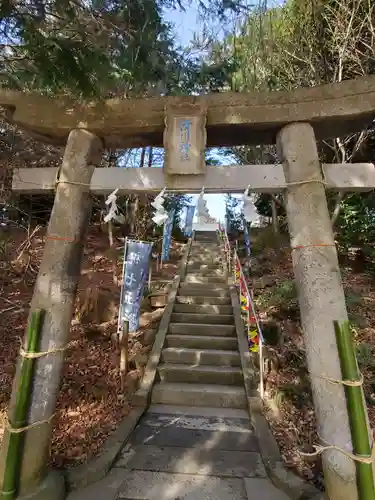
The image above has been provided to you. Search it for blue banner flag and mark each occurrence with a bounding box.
[242,216,251,257]
[162,209,175,262]
[184,205,195,237]
[119,240,153,333]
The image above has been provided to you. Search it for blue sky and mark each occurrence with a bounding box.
[164,3,233,222]
[164,1,284,222]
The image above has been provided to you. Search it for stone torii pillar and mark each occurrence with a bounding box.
[277,122,372,499]
[0,129,103,499]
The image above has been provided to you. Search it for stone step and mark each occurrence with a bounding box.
[148,404,250,419]
[158,363,243,385]
[118,443,265,478]
[180,281,227,289]
[186,263,223,271]
[188,258,224,265]
[185,268,224,277]
[116,471,248,500]
[169,322,236,337]
[174,303,233,315]
[171,312,234,325]
[161,347,241,366]
[176,295,232,306]
[165,335,238,350]
[188,255,223,262]
[178,284,229,297]
[190,244,220,249]
[151,382,247,408]
[129,411,257,451]
[194,232,219,242]
[189,246,221,251]
[184,274,226,284]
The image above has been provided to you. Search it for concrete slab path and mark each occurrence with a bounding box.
[67,405,290,500]
[67,232,292,500]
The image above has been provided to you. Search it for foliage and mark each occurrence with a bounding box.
[254,194,273,218]
[357,343,375,371]
[0,0,247,97]
[225,193,242,234]
[257,279,298,313]
[216,0,375,250]
[164,193,191,232]
[336,193,375,250]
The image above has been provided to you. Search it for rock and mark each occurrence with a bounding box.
[249,264,264,278]
[133,352,149,366]
[140,297,152,312]
[142,328,157,346]
[260,320,282,345]
[139,308,164,328]
[150,293,168,308]
[252,276,276,290]
[125,370,139,394]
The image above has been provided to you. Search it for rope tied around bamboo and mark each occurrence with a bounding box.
[299,442,375,465]
[18,337,71,359]
[301,357,373,465]
[5,413,56,435]
[311,371,364,387]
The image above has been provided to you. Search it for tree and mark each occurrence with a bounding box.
[225,194,242,234]
[209,2,375,497]
[0,0,248,97]
[217,0,375,249]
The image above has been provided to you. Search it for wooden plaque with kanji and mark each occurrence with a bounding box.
[163,104,207,176]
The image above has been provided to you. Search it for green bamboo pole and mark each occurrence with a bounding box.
[1,309,44,500]
[334,320,375,500]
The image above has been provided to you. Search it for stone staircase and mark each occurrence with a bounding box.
[151,230,248,410]
[68,231,291,500]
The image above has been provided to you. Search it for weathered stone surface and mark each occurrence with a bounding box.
[65,407,145,490]
[64,232,307,500]
[161,346,240,366]
[175,295,231,305]
[244,478,290,500]
[171,311,234,324]
[174,303,233,314]
[157,363,243,385]
[0,129,103,494]
[165,334,238,350]
[151,382,247,408]
[12,163,375,195]
[252,276,277,290]
[169,322,236,337]
[128,423,258,452]
[2,75,375,147]
[116,471,247,500]
[19,471,65,500]
[138,411,253,433]
[277,122,359,499]
[116,444,266,478]
[66,469,125,500]
[164,104,206,175]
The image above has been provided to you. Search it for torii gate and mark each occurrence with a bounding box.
[2,75,375,500]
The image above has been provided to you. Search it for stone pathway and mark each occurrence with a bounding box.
[68,404,289,500]
[67,231,291,500]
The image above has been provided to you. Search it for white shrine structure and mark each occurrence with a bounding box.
[192,191,218,232]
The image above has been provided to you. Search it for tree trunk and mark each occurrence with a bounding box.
[271,199,279,234]
[277,122,371,499]
[119,320,129,392]
[0,130,103,494]
[331,192,345,227]
[147,146,153,167]
[139,147,146,169]
[107,220,118,286]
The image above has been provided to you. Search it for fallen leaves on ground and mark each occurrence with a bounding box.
[0,225,184,467]
[253,238,375,491]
